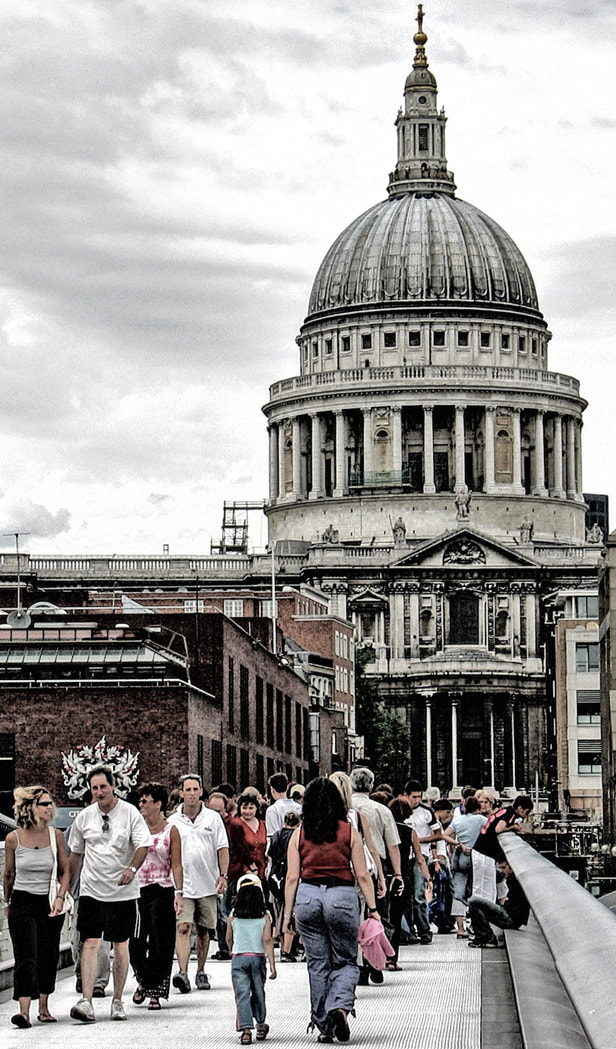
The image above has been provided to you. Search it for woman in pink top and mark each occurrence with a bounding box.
[129,783,183,1010]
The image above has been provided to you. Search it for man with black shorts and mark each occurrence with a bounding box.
[67,765,151,1023]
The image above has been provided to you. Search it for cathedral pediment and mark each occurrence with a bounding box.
[391,528,539,570]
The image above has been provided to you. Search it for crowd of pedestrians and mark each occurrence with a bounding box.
[2,767,533,1041]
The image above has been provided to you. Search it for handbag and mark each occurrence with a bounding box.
[48,826,74,915]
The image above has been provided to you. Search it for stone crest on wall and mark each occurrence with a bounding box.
[443,538,486,565]
[61,734,140,800]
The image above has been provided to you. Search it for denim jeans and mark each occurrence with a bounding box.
[294,883,360,1036]
[406,859,431,936]
[231,954,266,1029]
[467,895,516,942]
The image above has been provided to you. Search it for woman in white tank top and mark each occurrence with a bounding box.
[3,785,70,1028]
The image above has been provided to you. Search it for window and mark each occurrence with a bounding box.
[184,600,206,612]
[228,656,235,732]
[361,333,372,350]
[409,330,421,347]
[576,596,599,618]
[240,664,250,740]
[226,744,237,786]
[325,338,333,355]
[295,701,302,757]
[576,643,599,673]
[224,599,244,618]
[577,740,601,775]
[433,330,445,347]
[480,332,491,348]
[256,754,265,793]
[240,748,249,788]
[418,124,429,151]
[518,335,526,353]
[312,341,318,358]
[532,339,538,355]
[577,690,600,724]
[449,592,480,645]
[0,733,15,796]
[501,333,510,350]
[266,683,274,747]
[276,689,284,750]
[285,695,292,753]
[384,332,396,348]
[260,599,278,618]
[457,330,469,347]
[255,675,264,743]
[211,739,222,786]
[342,335,351,353]
[197,734,204,780]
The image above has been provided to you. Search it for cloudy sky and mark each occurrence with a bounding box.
[0,0,614,554]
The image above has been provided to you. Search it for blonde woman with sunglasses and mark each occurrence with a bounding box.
[3,785,70,1028]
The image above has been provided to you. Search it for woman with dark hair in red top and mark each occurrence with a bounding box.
[227,794,268,888]
[283,778,378,1043]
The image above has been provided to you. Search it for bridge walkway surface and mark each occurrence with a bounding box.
[0,934,522,1049]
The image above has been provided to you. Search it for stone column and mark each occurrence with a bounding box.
[423,406,435,493]
[525,592,537,658]
[552,413,565,498]
[292,417,303,499]
[455,405,465,491]
[425,695,433,788]
[484,406,496,492]
[487,700,495,788]
[451,695,459,787]
[333,410,347,497]
[575,419,583,499]
[278,418,287,498]
[309,413,323,499]
[409,592,420,659]
[566,416,577,498]
[533,411,547,496]
[511,701,517,787]
[512,408,524,493]
[363,409,373,483]
[268,424,279,503]
[390,590,405,659]
[392,407,402,482]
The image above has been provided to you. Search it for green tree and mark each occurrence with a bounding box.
[355,645,410,786]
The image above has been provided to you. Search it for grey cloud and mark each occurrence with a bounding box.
[1,501,71,543]
[148,493,175,506]
[540,237,616,320]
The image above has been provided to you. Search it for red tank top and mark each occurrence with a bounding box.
[299,820,354,885]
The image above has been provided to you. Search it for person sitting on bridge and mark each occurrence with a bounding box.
[467,858,530,948]
[469,795,533,905]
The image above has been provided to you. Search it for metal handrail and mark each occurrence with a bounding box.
[501,833,616,1048]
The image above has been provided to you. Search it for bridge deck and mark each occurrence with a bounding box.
[0,935,522,1049]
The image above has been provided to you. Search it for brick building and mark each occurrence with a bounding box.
[0,608,344,819]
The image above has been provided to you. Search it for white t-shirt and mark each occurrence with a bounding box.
[69,799,152,902]
[265,798,302,837]
[168,804,229,898]
[405,803,440,858]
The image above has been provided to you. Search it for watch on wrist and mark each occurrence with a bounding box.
[129,866,138,873]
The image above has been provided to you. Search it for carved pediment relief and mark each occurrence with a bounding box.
[443,538,486,565]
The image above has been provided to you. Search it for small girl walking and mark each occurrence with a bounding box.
[227,873,277,1044]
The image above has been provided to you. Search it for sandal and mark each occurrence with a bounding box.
[132,987,146,1005]
[256,1023,269,1041]
[148,997,161,1010]
[317,1038,334,1044]
[37,1014,58,1023]
[386,960,402,971]
[241,1031,252,1045]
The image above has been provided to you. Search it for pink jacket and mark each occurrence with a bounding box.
[357,916,395,970]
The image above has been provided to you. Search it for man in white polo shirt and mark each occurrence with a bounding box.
[167,774,229,993]
[68,765,152,1023]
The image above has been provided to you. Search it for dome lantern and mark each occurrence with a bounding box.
[387,5,456,199]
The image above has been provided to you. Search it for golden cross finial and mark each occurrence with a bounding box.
[417,4,424,36]
[413,3,428,63]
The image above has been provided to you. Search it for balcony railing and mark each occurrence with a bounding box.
[268,363,581,401]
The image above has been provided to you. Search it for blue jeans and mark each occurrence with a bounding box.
[231,954,266,1029]
[467,896,516,942]
[294,883,360,1036]
[405,860,431,936]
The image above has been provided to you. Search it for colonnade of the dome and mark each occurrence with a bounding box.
[267,397,583,507]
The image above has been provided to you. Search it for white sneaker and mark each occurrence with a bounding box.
[70,998,95,1023]
[110,999,127,1021]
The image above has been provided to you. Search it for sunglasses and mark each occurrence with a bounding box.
[37,801,53,807]
[102,813,110,833]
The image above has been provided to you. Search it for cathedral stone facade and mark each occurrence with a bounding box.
[261,9,600,794]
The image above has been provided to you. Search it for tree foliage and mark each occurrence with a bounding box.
[355,645,410,787]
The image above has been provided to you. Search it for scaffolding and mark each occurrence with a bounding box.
[210,501,266,555]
